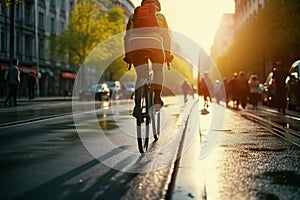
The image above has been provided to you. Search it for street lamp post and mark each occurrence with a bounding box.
[9,0,15,67]
[34,0,39,97]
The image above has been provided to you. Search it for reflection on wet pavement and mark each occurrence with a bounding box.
[98,120,118,130]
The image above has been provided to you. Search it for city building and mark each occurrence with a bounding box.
[210,13,234,60]
[234,0,272,77]
[211,0,270,79]
[234,0,268,29]
[0,0,134,98]
[212,0,268,60]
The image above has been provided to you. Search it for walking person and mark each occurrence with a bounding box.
[28,72,37,100]
[272,62,288,114]
[213,80,222,104]
[237,71,250,109]
[222,77,229,107]
[227,72,239,108]
[248,74,260,110]
[4,59,20,106]
[181,79,192,104]
[0,69,5,101]
[198,71,213,109]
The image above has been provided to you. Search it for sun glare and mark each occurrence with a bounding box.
[131,0,235,53]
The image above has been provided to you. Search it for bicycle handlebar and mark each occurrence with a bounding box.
[127,61,171,71]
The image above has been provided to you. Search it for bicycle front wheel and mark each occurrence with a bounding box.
[152,110,160,141]
[136,84,150,153]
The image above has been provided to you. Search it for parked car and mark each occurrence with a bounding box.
[78,83,110,101]
[121,81,135,99]
[286,60,300,110]
[262,71,277,106]
[105,81,122,100]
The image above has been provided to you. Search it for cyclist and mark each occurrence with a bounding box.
[123,0,173,117]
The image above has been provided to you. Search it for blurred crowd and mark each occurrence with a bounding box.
[193,66,291,114]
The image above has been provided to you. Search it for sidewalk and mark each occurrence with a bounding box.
[0,96,74,110]
[171,99,300,199]
[1,96,74,103]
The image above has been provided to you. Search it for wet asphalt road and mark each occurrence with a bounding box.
[0,97,299,200]
[0,97,188,200]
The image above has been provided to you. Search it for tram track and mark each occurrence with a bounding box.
[241,111,300,147]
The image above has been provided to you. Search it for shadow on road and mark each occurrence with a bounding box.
[15,146,140,200]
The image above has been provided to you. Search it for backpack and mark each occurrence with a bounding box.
[133,3,159,28]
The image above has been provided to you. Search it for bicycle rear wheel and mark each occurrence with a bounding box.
[136,84,150,153]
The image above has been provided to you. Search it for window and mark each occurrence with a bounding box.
[24,2,33,25]
[50,18,55,34]
[38,0,46,9]
[61,0,65,10]
[25,34,32,58]
[0,27,6,52]
[38,12,44,28]
[16,3,22,19]
[39,38,44,59]
[50,0,55,6]
[16,32,22,55]
[70,1,74,10]
[60,21,65,33]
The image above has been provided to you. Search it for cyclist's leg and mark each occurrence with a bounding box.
[132,54,148,118]
[150,49,164,106]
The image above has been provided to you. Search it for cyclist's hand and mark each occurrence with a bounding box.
[166,55,174,69]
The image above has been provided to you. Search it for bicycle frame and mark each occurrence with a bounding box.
[132,55,160,153]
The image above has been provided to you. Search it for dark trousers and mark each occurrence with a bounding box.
[4,83,18,106]
[28,85,35,99]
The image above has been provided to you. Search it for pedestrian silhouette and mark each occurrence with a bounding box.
[28,72,37,100]
[0,68,5,101]
[181,79,192,104]
[227,72,239,108]
[272,62,288,114]
[4,59,20,106]
[223,77,229,107]
[198,71,213,109]
[213,80,222,104]
[237,71,249,109]
[248,74,260,110]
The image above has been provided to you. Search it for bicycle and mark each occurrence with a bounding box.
[128,51,161,154]
[127,35,172,153]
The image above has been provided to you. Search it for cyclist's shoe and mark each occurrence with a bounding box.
[132,106,144,123]
[132,106,139,118]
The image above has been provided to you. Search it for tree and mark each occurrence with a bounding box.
[49,0,124,70]
[0,0,21,7]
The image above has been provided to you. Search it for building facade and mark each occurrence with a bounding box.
[210,13,234,60]
[211,0,270,79]
[234,0,268,28]
[0,0,134,99]
[234,0,273,77]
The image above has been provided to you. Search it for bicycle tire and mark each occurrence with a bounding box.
[153,111,160,140]
[147,86,159,141]
[136,83,150,153]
